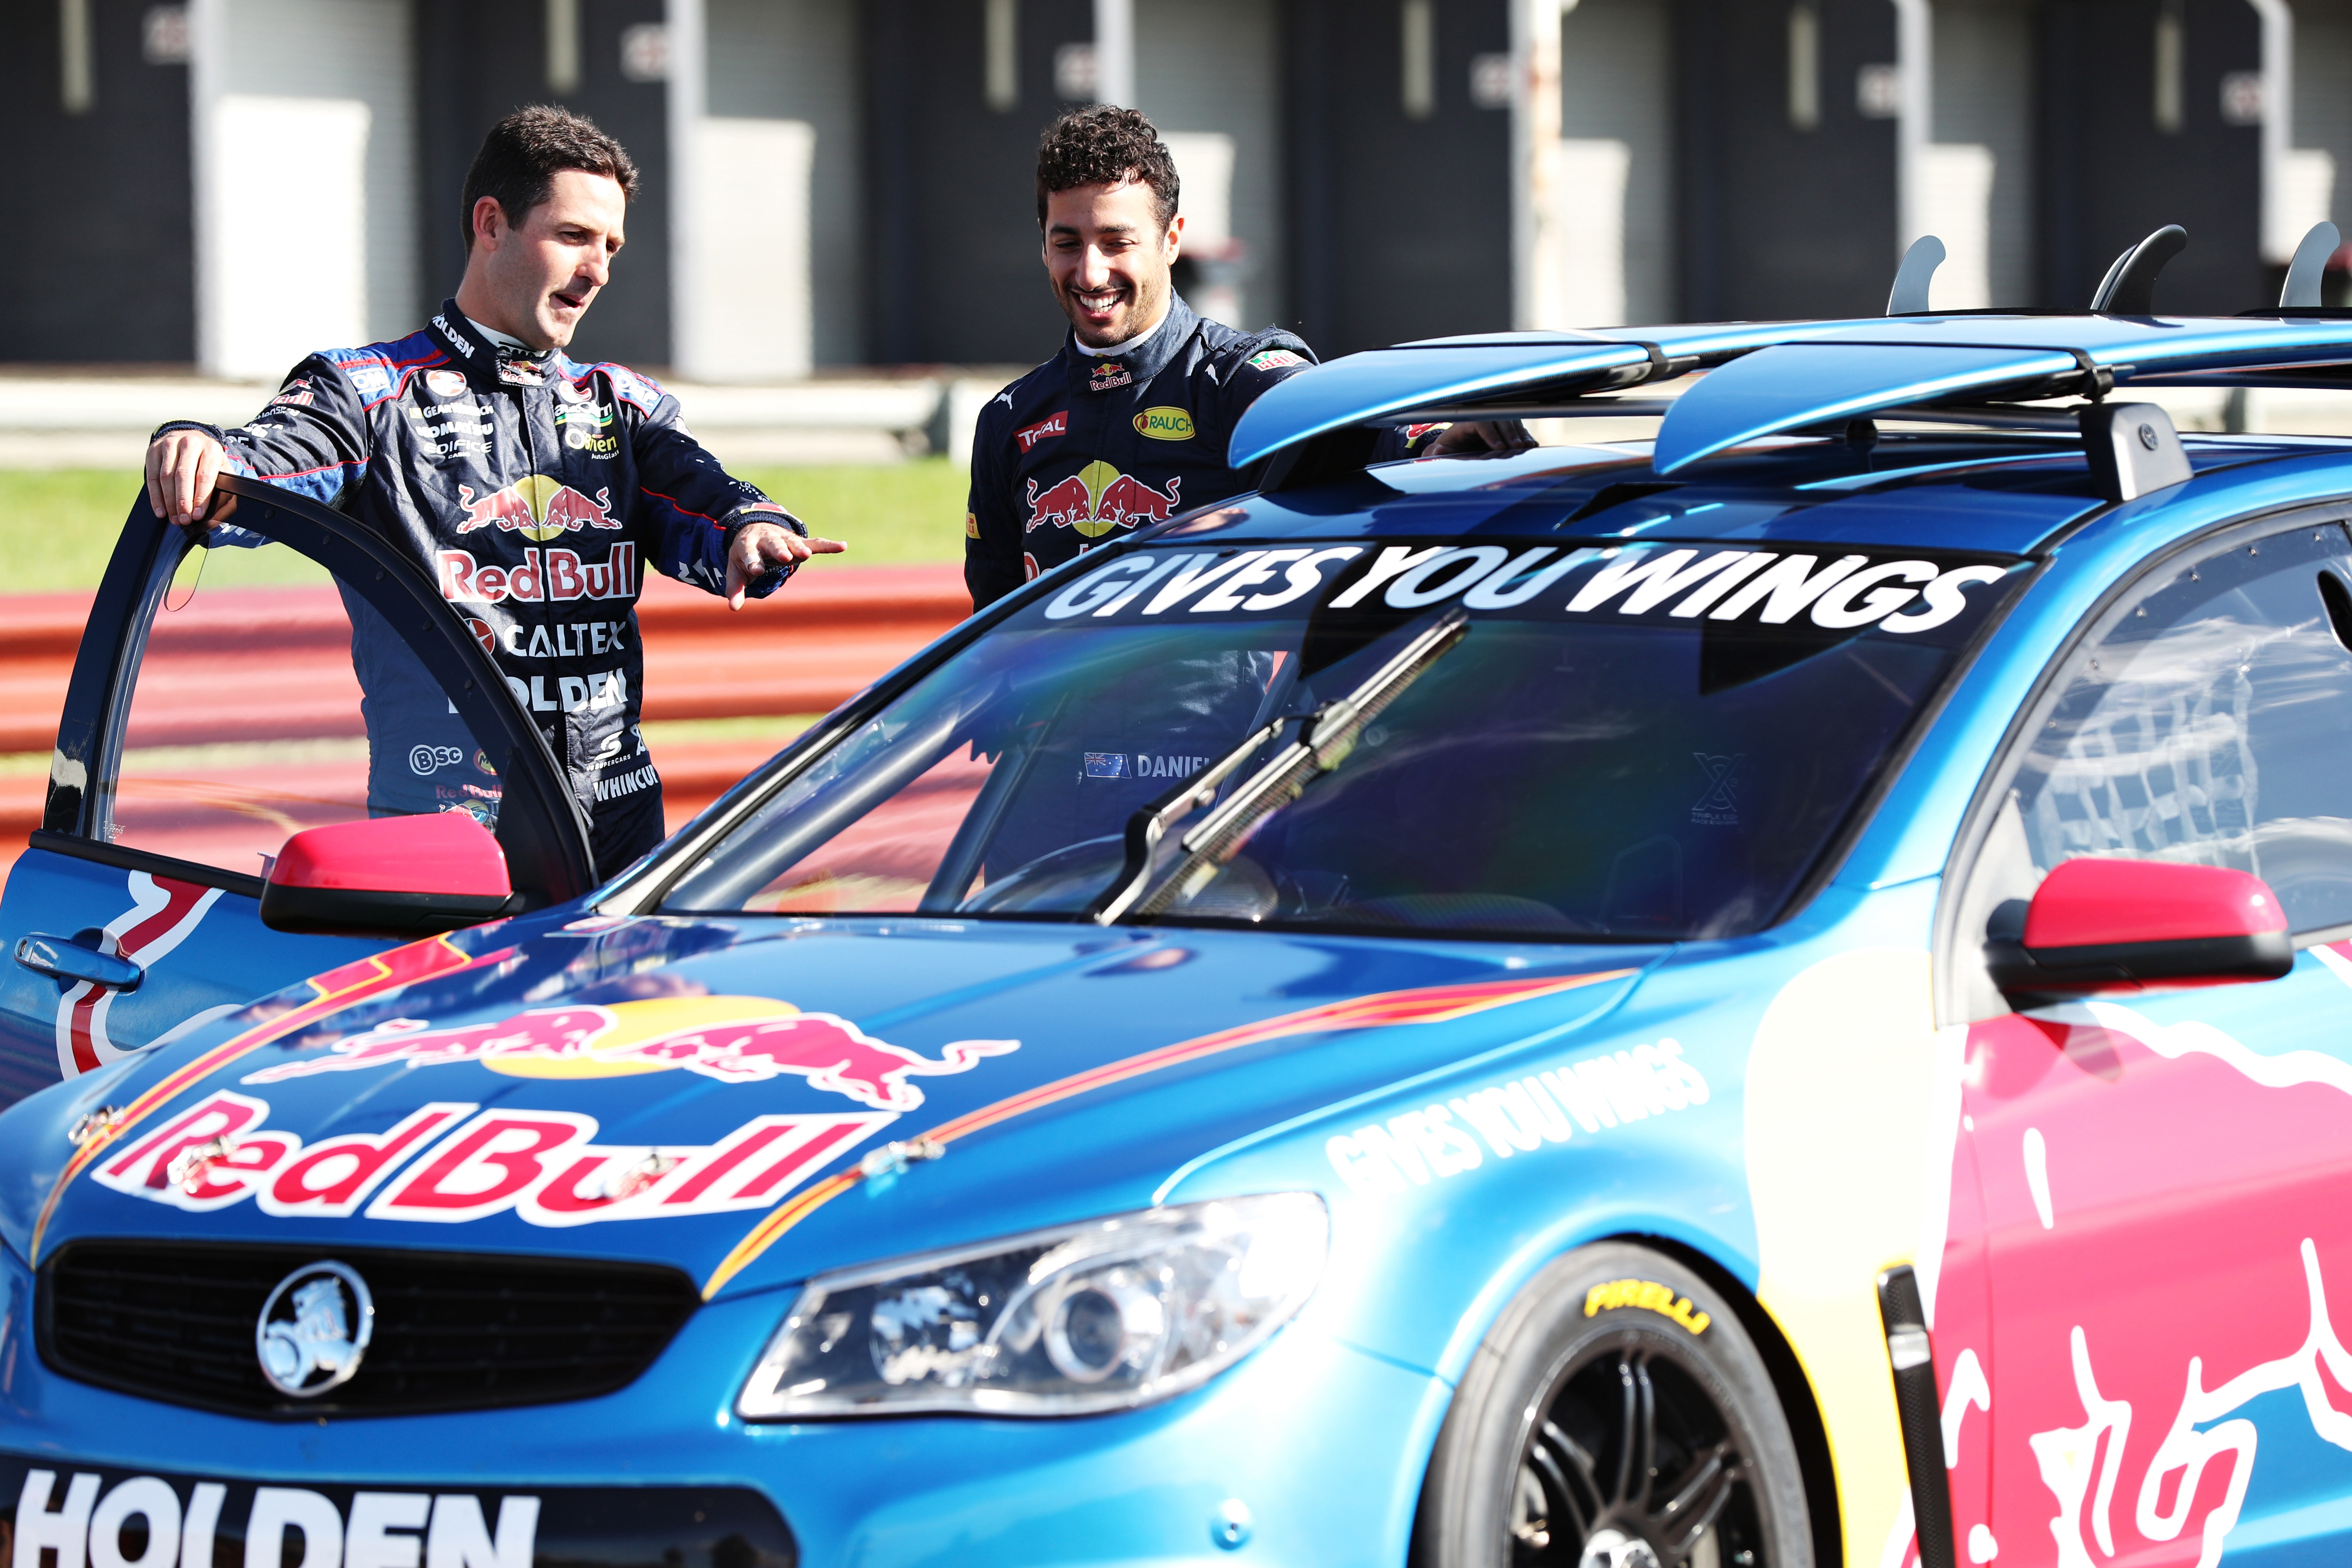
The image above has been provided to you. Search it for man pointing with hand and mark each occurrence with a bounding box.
[145,106,840,876]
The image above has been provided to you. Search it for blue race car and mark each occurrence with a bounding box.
[20,230,2352,1568]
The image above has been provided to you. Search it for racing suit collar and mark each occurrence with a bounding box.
[1065,292,1198,394]
[428,300,558,390]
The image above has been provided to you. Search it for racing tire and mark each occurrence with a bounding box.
[1414,1243,1813,1568]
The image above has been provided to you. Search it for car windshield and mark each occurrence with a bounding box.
[661,539,2026,940]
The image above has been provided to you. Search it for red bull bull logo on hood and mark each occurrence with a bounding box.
[455,474,620,542]
[1024,460,1181,539]
[242,996,1018,1113]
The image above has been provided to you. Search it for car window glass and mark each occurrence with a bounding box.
[101,527,505,878]
[2003,522,2352,934]
[664,540,2024,940]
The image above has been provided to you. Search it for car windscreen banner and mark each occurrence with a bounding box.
[1024,541,2029,653]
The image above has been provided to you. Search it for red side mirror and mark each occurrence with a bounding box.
[260,812,515,937]
[1987,857,2293,1002]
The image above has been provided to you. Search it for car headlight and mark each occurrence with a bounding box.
[735,1192,1329,1418]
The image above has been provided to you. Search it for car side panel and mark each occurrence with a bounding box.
[1171,877,1952,1568]
[0,846,387,1100]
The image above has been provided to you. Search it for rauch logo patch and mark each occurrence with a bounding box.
[1133,406,1194,441]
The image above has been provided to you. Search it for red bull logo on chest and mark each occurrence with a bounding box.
[455,474,621,542]
[242,995,1018,1112]
[1024,460,1182,539]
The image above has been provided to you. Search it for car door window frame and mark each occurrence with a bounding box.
[1937,504,2352,1024]
[37,475,596,910]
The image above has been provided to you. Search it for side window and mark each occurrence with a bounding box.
[98,526,506,879]
[1954,520,2352,1016]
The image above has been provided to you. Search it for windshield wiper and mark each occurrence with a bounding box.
[1088,606,1470,925]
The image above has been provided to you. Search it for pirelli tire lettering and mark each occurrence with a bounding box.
[1583,1278,1713,1334]
[1044,540,2014,636]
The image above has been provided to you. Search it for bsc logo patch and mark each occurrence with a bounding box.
[1133,407,1194,441]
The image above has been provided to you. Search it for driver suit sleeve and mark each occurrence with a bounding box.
[153,354,376,508]
[622,377,806,601]
[965,391,1026,612]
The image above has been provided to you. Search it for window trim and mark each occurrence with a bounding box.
[39,476,595,910]
[23,829,266,901]
[1935,503,2352,1026]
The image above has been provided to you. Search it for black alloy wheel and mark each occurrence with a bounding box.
[1512,1341,1761,1568]
[1415,1244,1812,1568]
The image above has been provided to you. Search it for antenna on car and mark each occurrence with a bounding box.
[2090,225,2187,313]
[2280,220,2340,309]
[1886,235,1945,315]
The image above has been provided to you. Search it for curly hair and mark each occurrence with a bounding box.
[1035,106,1180,231]
[461,105,640,251]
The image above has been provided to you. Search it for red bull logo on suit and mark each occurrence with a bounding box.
[454,475,620,542]
[1024,460,1181,539]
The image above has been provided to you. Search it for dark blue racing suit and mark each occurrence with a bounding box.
[963,295,1429,881]
[158,303,805,878]
[964,293,1323,609]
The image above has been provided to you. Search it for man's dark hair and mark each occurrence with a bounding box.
[460,105,640,249]
[1035,106,1180,230]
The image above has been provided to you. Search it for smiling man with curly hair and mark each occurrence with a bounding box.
[964,105,1525,612]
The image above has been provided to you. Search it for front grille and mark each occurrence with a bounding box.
[39,1240,700,1419]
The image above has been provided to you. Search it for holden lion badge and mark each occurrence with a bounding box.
[255,1260,374,1397]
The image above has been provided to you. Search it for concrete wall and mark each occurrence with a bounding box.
[193,0,418,380]
[1678,0,1899,322]
[0,0,196,364]
[1286,0,1515,355]
[2038,0,2263,312]
[864,0,1096,366]
[1136,0,1288,332]
[706,0,866,368]
[1560,0,1678,328]
[414,0,675,369]
[1928,0,2036,309]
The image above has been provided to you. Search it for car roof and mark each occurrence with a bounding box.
[1231,313,2352,469]
[1188,311,2352,557]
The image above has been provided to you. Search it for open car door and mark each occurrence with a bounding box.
[0,476,595,1102]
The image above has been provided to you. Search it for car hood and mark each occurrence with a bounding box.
[1,914,1655,1298]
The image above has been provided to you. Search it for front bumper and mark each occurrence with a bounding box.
[0,1246,1449,1568]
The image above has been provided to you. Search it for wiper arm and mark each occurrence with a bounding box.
[1084,718,1290,925]
[1089,606,1470,925]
